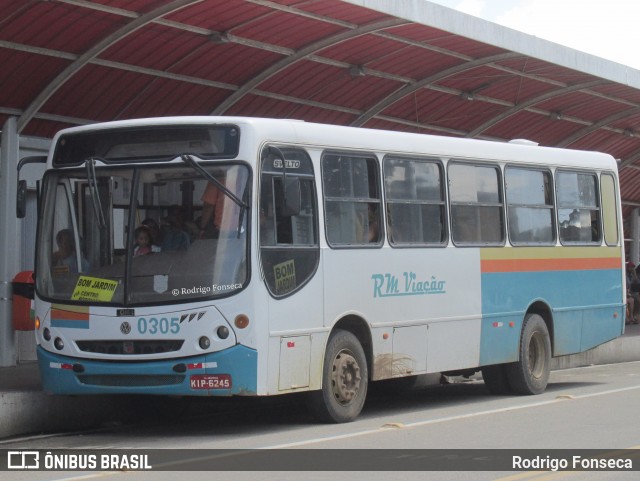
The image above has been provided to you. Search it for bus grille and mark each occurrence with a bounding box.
[77,374,185,387]
[76,340,183,355]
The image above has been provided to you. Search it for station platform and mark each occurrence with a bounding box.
[2,325,640,440]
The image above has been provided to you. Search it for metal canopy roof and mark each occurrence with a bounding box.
[3,0,640,222]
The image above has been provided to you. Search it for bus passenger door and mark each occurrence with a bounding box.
[260,147,322,392]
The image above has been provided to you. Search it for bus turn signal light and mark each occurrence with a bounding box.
[234,314,249,329]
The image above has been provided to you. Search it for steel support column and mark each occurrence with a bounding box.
[0,117,19,366]
[631,208,640,266]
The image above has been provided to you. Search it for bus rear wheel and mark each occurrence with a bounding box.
[505,313,551,395]
[307,329,368,423]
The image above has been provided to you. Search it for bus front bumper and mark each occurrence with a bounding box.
[36,345,257,396]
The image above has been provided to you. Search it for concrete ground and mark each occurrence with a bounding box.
[1,325,639,440]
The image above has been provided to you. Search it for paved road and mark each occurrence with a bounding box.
[2,362,640,480]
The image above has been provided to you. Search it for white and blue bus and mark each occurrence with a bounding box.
[18,117,625,422]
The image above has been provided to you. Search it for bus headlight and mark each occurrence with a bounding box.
[199,336,211,350]
[54,337,64,350]
[216,326,229,339]
[43,328,51,341]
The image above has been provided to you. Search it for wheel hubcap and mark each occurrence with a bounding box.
[528,332,545,379]
[331,350,361,405]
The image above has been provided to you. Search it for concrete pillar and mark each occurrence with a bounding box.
[632,208,640,266]
[0,117,20,366]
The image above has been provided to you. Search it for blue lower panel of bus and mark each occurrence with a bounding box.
[37,345,257,396]
[479,269,624,366]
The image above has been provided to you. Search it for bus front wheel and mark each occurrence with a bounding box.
[505,313,551,395]
[307,329,368,423]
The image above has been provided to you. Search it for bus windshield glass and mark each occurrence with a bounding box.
[36,162,250,306]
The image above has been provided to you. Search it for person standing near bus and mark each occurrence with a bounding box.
[199,173,240,238]
[626,262,640,324]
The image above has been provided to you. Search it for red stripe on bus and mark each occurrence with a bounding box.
[50,309,90,321]
[481,257,621,273]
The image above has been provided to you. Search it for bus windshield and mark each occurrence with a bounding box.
[36,162,250,306]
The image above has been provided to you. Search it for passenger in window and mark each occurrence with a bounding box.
[590,213,600,242]
[52,229,89,273]
[561,209,581,241]
[387,222,396,243]
[160,205,190,251]
[133,225,153,257]
[356,203,380,243]
[183,216,200,242]
[140,218,162,252]
[367,204,380,242]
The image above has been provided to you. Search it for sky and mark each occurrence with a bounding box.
[427,0,640,70]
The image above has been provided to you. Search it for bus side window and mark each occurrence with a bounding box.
[449,162,504,245]
[322,153,382,246]
[383,157,446,246]
[557,171,601,245]
[505,167,555,245]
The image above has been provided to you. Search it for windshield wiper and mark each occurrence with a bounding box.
[236,181,250,238]
[85,157,107,229]
[181,154,249,239]
[181,154,248,209]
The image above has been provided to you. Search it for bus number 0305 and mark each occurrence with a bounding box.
[137,317,180,335]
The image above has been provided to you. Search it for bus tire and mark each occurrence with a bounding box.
[505,313,551,395]
[306,329,368,423]
[481,364,511,394]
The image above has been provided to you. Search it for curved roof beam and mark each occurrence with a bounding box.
[465,80,608,138]
[619,152,640,172]
[556,107,640,148]
[16,0,203,133]
[211,18,406,115]
[350,52,520,127]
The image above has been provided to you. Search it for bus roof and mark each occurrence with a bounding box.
[49,116,618,172]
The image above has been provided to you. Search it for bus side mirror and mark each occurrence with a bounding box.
[16,180,27,218]
[282,177,301,217]
[16,155,47,219]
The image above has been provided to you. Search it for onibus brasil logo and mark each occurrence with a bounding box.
[6,450,152,470]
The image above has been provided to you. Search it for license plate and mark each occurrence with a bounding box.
[189,374,232,390]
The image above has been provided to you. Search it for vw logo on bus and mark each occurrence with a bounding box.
[120,322,131,335]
